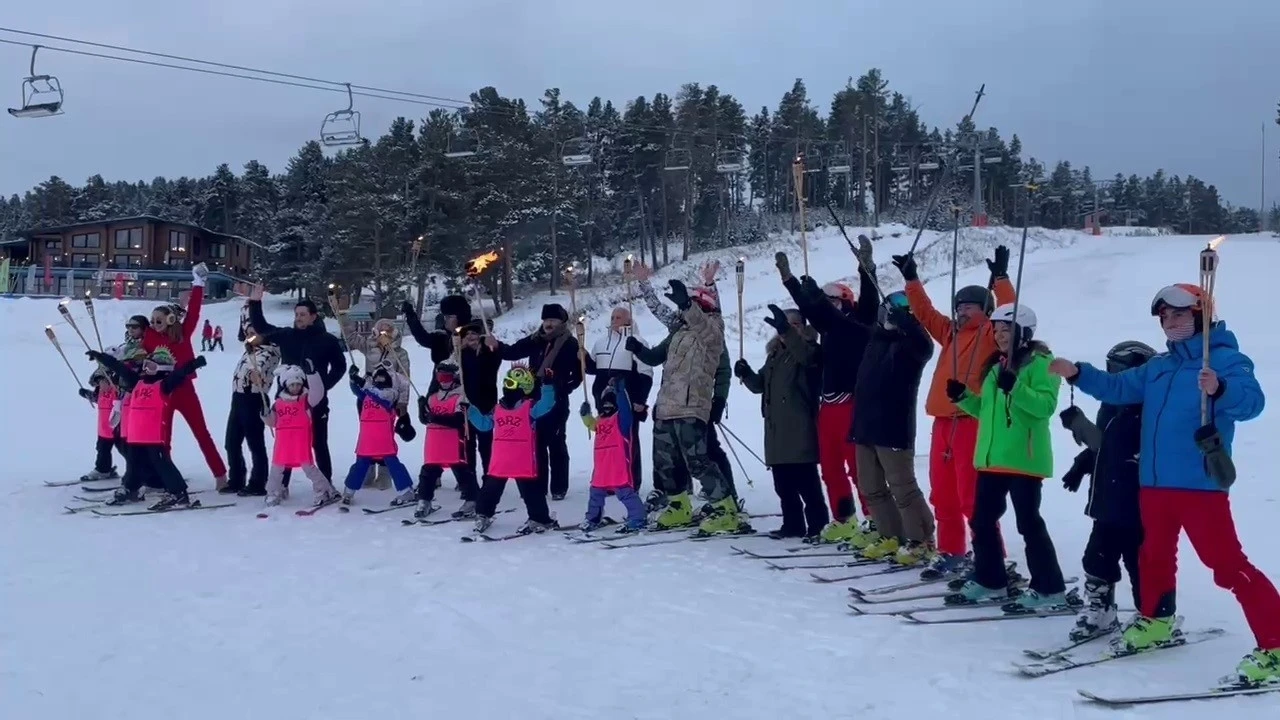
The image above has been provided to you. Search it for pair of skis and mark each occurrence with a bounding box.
[89,499,236,517]
[847,581,1081,625]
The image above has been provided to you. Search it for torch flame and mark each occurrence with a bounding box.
[1208,236,1225,251]
[466,250,500,277]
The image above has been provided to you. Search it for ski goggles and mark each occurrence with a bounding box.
[1150,284,1201,316]
[435,372,456,386]
[883,291,910,310]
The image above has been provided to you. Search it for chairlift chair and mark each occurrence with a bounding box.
[319,83,362,147]
[7,46,64,118]
[827,143,853,175]
[443,128,480,158]
[663,147,691,171]
[561,137,593,166]
[715,149,744,174]
[803,147,823,174]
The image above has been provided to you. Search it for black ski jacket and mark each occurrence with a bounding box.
[246,301,347,396]
[784,269,877,401]
[1067,404,1142,527]
[849,314,934,449]
[497,329,583,412]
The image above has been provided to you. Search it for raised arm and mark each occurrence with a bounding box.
[903,280,952,345]
[639,279,680,331]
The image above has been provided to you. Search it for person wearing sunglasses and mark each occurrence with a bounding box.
[1050,283,1280,687]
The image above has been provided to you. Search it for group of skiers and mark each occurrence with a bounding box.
[73,240,1280,687]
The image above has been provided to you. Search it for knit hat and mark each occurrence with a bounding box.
[439,295,472,323]
[277,364,306,388]
[541,303,569,322]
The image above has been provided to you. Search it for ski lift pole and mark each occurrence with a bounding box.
[575,315,591,438]
[735,257,745,361]
[792,156,809,276]
[57,300,92,351]
[907,84,987,255]
[45,326,85,391]
[82,290,104,351]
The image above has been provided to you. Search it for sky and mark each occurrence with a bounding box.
[0,0,1276,213]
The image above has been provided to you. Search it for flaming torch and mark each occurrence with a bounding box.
[82,289,104,351]
[735,257,746,360]
[1195,235,1234,488]
[575,313,590,437]
[465,249,500,332]
[622,254,635,331]
[564,263,579,318]
[327,283,358,366]
[792,154,809,276]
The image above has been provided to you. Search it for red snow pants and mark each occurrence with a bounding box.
[163,380,228,479]
[929,415,1002,556]
[817,399,868,521]
[1138,487,1280,649]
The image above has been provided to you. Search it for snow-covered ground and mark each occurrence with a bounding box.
[4,225,1280,719]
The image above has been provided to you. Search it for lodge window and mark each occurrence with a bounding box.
[168,230,188,252]
[72,233,101,249]
[115,255,144,268]
[114,228,143,250]
[208,242,227,259]
[44,239,60,250]
[71,253,100,267]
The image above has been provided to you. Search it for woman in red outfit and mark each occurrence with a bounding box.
[142,263,228,486]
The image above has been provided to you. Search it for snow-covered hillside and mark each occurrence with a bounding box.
[4,226,1279,719]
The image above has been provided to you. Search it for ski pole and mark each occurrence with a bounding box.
[1006,183,1037,348]
[716,422,765,466]
[45,326,86,391]
[906,84,986,255]
[82,290,104,351]
[825,200,886,303]
[735,258,745,360]
[949,206,961,378]
[715,423,753,489]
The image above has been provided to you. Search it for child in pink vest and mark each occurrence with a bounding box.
[78,346,128,482]
[467,364,558,535]
[263,363,341,508]
[579,379,646,533]
[341,365,417,506]
[87,346,205,511]
[412,361,480,521]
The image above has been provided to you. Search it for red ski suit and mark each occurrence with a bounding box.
[143,284,227,478]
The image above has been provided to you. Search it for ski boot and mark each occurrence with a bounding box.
[946,579,1009,606]
[654,492,695,529]
[551,492,566,502]
[517,517,557,535]
[80,468,118,482]
[390,488,416,507]
[838,519,880,552]
[861,536,900,561]
[695,497,751,536]
[616,519,646,535]
[1002,588,1071,614]
[818,518,861,545]
[578,517,606,533]
[105,487,144,506]
[265,492,284,507]
[148,491,192,512]
[473,515,494,534]
[644,490,666,514]
[341,489,356,507]
[413,500,438,520]
[1111,615,1182,655]
[238,486,267,497]
[892,540,936,567]
[314,487,341,507]
[920,551,971,581]
[1070,577,1120,641]
[451,501,477,520]
[1227,648,1280,688]
[767,526,806,540]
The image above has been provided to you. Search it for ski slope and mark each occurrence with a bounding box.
[3,226,1279,719]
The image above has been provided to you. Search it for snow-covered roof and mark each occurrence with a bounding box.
[11,214,264,250]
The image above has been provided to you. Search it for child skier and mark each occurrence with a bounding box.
[467,363,559,535]
[1058,340,1153,642]
[262,363,341,508]
[1050,283,1280,687]
[578,377,647,534]
[78,347,127,482]
[341,365,417,506]
[945,303,1068,611]
[413,361,480,520]
[87,347,206,511]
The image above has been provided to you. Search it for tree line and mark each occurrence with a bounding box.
[0,70,1263,315]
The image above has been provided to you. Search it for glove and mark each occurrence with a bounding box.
[763,304,789,335]
[85,350,103,362]
[78,387,94,401]
[799,275,822,300]
[581,414,598,432]
[987,245,1010,278]
[945,379,967,402]
[634,404,649,422]
[417,395,430,424]
[733,359,752,378]
[996,368,1017,393]
[665,279,691,310]
[304,358,315,374]
[191,262,209,287]
[348,365,362,384]
[193,355,208,369]
[1061,452,1093,492]
[395,414,416,442]
[774,251,792,279]
[856,234,874,272]
[624,336,643,355]
[710,396,726,424]
[1059,405,1086,435]
[579,401,592,417]
[542,368,555,383]
[891,253,918,281]
[401,300,415,318]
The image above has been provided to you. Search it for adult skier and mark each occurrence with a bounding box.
[223,331,280,496]
[895,246,1015,578]
[585,305,653,490]
[1058,340,1153,641]
[490,303,583,500]
[776,244,876,542]
[246,284,348,482]
[1050,284,1280,686]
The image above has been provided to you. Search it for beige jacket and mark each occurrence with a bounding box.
[653,303,725,423]
[346,319,411,411]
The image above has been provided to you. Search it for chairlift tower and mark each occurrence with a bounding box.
[7,45,64,118]
[320,83,362,147]
[956,133,1002,226]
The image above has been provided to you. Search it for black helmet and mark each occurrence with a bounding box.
[954,285,994,314]
[1106,341,1156,373]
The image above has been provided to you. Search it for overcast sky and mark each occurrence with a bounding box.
[0,0,1275,212]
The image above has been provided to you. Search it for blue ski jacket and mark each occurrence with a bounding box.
[1071,322,1263,493]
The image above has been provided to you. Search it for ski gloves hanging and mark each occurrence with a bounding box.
[763,304,789,335]
[891,253,918,281]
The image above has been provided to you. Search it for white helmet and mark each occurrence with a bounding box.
[991,303,1037,341]
[277,364,306,388]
